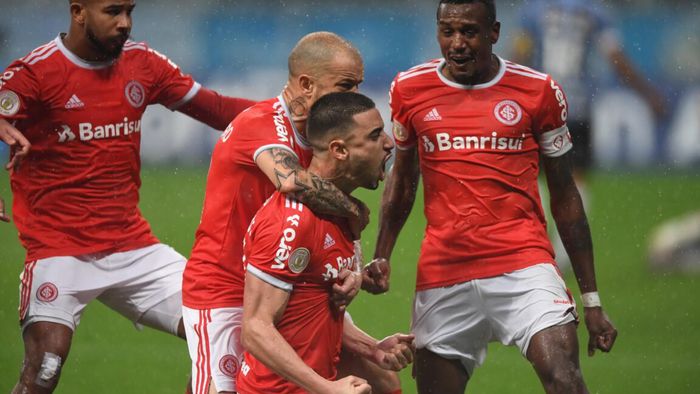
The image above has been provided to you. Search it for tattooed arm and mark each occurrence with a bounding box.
[543,152,617,356]
[255,146,368,236]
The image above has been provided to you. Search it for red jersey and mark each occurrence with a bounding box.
[183,96,313,309]
[390,57,573,291]
[236,193,355,394]
[0,35,200,261]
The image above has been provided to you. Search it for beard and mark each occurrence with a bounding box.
[86,26,127,60]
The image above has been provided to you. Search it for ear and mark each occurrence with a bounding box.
[491,21,501,45]
[328,139,348,161]
[298,74,314,98]
[70,2,87,25]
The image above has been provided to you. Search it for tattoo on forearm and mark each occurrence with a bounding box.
[267,148,357,217]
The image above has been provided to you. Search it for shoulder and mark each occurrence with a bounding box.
[502,59,551,86]
[252,194,317,238]
[10,39,63,72]
[393,59,442,90]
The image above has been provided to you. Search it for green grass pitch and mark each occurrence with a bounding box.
[1,167,699,393]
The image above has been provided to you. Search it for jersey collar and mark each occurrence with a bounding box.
[276,94,311,150]
[55,34,116,70]
[436,55,506,90]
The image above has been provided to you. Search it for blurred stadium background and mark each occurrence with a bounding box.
[1,0,698,392]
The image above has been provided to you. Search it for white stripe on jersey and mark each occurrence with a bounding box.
[403,59,442,73]
[123,42,147,51]
[398,66,437,82]
[168,82,202,110]
[247,264,293,291]
[284,196,304,212]
[22,42,57,64]
[504,62,548,79]
[505,67,547,81]
[27,47,60,66]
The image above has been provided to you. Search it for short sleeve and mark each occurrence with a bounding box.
[389,75,416,150]
[0,61,40,122]
[534,76,573,158]
[144,45,200,110]
[228,101,300,164]
[243,196,316,291]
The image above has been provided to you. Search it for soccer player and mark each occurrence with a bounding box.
[0,1,254,392]
[238,91,413,394]
[368,1,618,393]
[182,32,401,394]
[511,0,666,267]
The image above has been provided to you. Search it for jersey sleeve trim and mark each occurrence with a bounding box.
[247,264,293,292]
[538,124,573,157]
[168,81,202,111]
[252,144,298,162]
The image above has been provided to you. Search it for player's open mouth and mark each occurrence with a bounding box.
[379,153,392,181]
[449,55,474,66]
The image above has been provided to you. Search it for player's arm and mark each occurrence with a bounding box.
[255,147,368,238]
[542,152,618,356]
[177,88,256,131]
[341,313,415,371]
[366,144,420,294]
[241,271,370,394]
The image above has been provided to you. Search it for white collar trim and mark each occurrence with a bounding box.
[436,56,506,90]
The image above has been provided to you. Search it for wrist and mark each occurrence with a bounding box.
[581,291,601,308]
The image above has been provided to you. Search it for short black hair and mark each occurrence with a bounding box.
[307,92,376,148]
[437,0,497,24]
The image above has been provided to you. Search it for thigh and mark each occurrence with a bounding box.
[183,307,243,394]
[336,348,400,394]
[412,282,489,378]
[484,263,577,357]
[19,257,102,331]
[527,322,587,393]
[415,348,468,394]
[98,244,185,330]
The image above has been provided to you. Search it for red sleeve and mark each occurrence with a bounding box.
[389,74,416,149]
[178,87,256,131]
[0,60,40,123]
[534,76,573,158]
[243,196,316,290]
[143,45,199,109]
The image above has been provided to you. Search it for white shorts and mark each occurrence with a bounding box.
[183,306,244,394]
[18,243,185,335]
[411,263,577,376]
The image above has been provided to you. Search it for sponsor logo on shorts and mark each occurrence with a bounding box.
[288,247,310,273]
[493,100,522,126]
[554,298,572,305]
[125,80,145,108]
[0,90,20,116]
[36,282,58,302]
[219,355,239,378]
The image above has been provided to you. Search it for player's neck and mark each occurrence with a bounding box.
[281,86,309,138]
[62,31,114,63]
[307,159,355,195]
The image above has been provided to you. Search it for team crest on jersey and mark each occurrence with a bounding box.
[493,100,522,126]
[36,282,58,302]
[392,121,409,142]
[288,247,310,273]
[219,355,239,378]
[0,90,20,116]
[125,81,145,108]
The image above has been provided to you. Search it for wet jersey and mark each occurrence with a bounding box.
[390,57,572,290]
[183,96,313,309]
[236,193,355,394]
[0,35,200,261]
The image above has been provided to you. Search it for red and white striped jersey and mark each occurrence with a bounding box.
[390,57,572,291]
[0,35,199,261]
